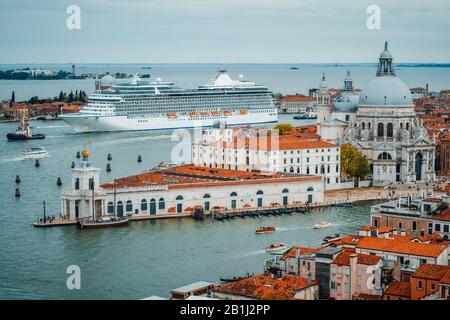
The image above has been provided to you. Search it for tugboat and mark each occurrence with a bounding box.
[255,226,276,234]
[7,117,45,140]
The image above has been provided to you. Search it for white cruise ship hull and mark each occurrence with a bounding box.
[60,111,277,132]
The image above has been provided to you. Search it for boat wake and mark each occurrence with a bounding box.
[0,156,25,163]
[95,134,173,146]
[35,125,70,129]
[233,249,266,259]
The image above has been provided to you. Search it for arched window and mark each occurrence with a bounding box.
[176,195,183,201]
[107,201,114,214]
[307,187,314,192]
[406,122,410,131]
[320,165,325,174]
[256,190,264,195]
[378,152,392,160]
[74,178,80,190]
[362,122,365,130]
[203,194,211,198]
[141,199,147,211]
[158,198,165,210]
[126,200,133,212]
[282,189,289,193]
[387,123,394,137]
[400,123,403,129]
[256,190,263,207]
[368,122,371,129]
[377,123,384,137]
[289,167,294,173]
[230,192,237,197]
[150,199,156,215]
[117,201,124,217]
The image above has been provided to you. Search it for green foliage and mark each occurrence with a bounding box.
[274,123,293,135]
[340,143,370,179]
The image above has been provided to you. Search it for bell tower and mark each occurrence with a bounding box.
[376,41,396,77]
[316,73,331,124]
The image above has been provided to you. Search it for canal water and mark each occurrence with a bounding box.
[0,116,372,299]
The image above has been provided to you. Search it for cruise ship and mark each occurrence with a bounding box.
[60,70,277,132]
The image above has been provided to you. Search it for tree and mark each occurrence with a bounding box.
[58,91,64,102]
[274,123,293,135]
[340,143,370,180]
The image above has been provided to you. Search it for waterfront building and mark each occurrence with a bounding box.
[192,126,341,190]
[61,152,324,220]
[276,94,317,114]
[370,196,450,239]
[170,281,215,300]
[342,42,436,186]
[211,274,319,300]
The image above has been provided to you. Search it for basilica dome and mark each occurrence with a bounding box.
[359,76,413,106]
[333,91,360,112]
[358,42,412,107]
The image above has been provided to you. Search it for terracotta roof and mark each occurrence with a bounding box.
[384,280,411,298]
[101,164,321,190]
[433,208,450,222]
[413,264,450,281]
[281,95,317,103]
[280,246,322,261]
[356,237,447,258]
[214,274,317,300]
[332,252,381,266]
[352,293,383,300]
[222,135,335,151]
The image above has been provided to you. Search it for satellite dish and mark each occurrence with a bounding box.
[239,74,244,80]
[156,77,162,82]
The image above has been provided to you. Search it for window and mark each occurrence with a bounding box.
[431,283,436,292]
[435,224,441,232]
[387,123,394,137]
[417,281,423,290]
[412,221,417,231]
[230,192,237,197]
[126,200,133,212]
[159,198,165,210]
[377,123,384,137]
[107,202,114,214]
[141,199,147,211]
[444,225,449,233]
[378,152,392,160]
[176,195,183,201]
[330,282,336,290]
[89,178,94,190]
[74,178,80,190]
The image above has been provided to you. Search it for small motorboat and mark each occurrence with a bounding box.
[265,243,287,253]
[255,226,276,234]
[322,233,343,244]
[220,272,254,283]
[314,221,333,229]
[336,201,353,208]
[77,217,129,229]
[22,147,49,159]
[7,117,46,140]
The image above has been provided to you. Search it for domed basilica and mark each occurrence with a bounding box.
[343,42,435,186]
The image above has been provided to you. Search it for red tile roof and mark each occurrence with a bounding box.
[332,252,381,266]
[214,274,317,300]
[280,247,322,261]
[412,264,450,281]
[101,165,321,190]
[356,237,447,258]
[384,280,411,298]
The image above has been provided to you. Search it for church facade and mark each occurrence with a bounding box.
[343,42,436,186]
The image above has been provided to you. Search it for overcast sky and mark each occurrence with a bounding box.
[1,0,449,63]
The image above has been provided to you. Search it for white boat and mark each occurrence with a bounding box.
[265,243,286,253]
[21,147,49,159]
[314,221,333,229]
[60,70,277,133]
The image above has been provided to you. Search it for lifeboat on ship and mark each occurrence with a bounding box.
[200,111,209,116]
[211,111,221,116]
[189,112,199,117]
[240,110,248,115]
[167,113,177,118]
[223,111,232,115]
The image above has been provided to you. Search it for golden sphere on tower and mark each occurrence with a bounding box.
[81,148,90,158]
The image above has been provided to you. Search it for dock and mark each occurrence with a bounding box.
[33,218,77,228]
